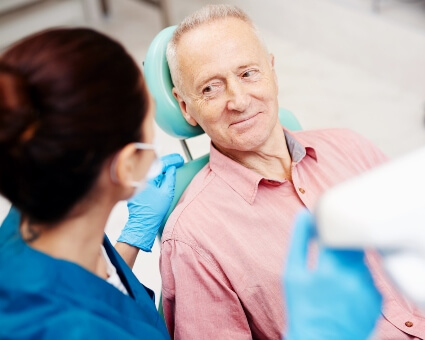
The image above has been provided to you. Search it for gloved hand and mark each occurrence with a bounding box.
[117,153,184,252]
[283,210,382,340]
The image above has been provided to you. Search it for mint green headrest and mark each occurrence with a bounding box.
[144,26,204,139]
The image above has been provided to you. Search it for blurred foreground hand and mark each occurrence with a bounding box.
[282,210,382,340]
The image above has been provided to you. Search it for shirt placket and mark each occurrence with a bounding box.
[290,161,314,212]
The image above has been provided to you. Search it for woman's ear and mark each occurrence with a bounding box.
[172,87,198,127]
[111,143,138,186]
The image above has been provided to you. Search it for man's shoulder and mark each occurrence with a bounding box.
[294,127,367,143]
[295,128,384,154]
[294,127,388,169]
[162,164,218,239]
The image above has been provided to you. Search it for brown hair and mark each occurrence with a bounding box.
[0,27,147,223]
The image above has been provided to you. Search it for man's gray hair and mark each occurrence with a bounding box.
[166,4,263,95]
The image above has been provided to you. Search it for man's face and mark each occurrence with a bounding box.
[173,18,280,153]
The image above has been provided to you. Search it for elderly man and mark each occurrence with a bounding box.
[160,4,425,339]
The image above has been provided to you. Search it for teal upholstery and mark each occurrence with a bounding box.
[144,26,203,139]
[144,26,302,235]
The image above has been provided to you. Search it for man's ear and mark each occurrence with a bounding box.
[270,53,275,68]
[111,143,138,186]
[172,87,198,127]
[269,53,279,90]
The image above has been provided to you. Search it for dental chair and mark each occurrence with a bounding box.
[144,26,303,238]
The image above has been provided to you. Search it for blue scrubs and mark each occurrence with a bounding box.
[0,207,170,339]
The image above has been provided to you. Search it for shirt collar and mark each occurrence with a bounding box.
[209,128,317,205]
[284,128,318,162]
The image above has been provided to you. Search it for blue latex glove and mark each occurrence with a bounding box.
[117,153,184,252]
[283,210,382,340]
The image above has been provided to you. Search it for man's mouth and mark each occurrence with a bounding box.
[229,112,261,127]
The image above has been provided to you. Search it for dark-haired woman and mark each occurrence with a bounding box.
[0,27,182,338]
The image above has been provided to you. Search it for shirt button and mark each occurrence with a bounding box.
[405,321,413,327]
[298,187,305,194]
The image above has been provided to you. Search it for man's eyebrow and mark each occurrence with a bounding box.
[194,74,220,92]
[236,64,254,71]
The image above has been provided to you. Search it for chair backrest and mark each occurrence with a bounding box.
[144,26,302,235]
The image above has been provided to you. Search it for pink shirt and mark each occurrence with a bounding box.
[160,128,425,339]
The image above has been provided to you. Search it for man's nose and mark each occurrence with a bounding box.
[226,78,250,112]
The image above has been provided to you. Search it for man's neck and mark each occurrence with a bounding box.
[216,126,292,181]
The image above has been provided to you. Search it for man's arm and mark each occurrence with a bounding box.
[160,238,252,340]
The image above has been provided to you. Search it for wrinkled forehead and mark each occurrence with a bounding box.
[181,21,269,72]
[177,17,265,56]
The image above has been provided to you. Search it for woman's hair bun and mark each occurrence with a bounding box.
[0,63,38,146]
[0,27,146,224]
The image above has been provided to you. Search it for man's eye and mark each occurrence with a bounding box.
[202,86,213,94]
[242,70,257,78]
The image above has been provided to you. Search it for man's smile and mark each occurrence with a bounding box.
[229,111,262,127]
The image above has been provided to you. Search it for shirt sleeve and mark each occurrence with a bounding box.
[160,237,252,340]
